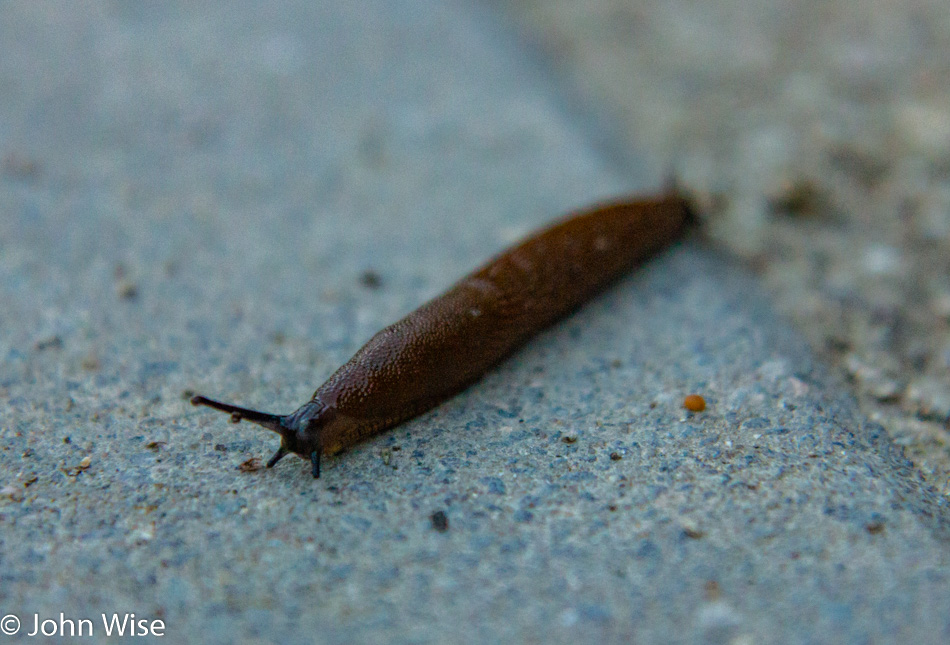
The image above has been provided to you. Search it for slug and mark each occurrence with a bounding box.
[192,190,695,478]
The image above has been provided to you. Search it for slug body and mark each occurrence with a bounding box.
[192,191,694,477]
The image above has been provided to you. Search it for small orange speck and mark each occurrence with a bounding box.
[683,394,706,412]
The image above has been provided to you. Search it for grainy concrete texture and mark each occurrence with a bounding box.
[1,1,948,644]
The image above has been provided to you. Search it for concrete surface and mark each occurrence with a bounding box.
[1,1,948,643]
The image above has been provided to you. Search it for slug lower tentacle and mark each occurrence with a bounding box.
[192,189,695,478]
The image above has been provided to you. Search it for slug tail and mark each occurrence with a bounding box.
[659,170,700,227]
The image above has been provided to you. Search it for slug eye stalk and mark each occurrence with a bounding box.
[190,395,285,432]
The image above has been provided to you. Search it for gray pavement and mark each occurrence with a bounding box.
[1,1,948,643]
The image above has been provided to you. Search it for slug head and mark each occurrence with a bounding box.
[190,395,327,478]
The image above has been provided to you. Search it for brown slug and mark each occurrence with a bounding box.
[192,189,695,478]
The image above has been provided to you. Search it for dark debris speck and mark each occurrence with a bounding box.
[430,510,449,532]
[360,269,383,289]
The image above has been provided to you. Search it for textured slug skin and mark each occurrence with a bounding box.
[192,191,694,474]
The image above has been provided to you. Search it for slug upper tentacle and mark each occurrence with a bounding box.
[192,189,695,478]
